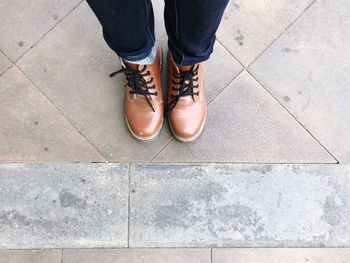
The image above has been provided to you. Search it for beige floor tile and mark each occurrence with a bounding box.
[0,249,61,263]
[153,72,335,163]
[249,0,350,163]
[217,0,315,65]
[0,66,104,162]
[63,249,210,263]
[213,248,350,263]
[0,0,81,60]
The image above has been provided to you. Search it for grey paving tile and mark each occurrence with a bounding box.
[153,0,167,42]
[0,249,61,263]
[213,248,350,263]
[203,42,243,103]
[130,163,350,247]
[17,2,242,162]
[0,51,11,75]
[0,0,81,61]
[63,249,210,263]
[0,66,104,162]
[0,163,128,248]
[153,72,335,163]
[249,0,350,163]
[217,0,315,65]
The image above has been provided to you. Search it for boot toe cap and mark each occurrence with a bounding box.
[125,109,163,140]
[169,106,206,142]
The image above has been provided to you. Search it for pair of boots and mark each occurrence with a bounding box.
[111,47,206,142]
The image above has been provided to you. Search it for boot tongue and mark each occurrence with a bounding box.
[177,64,193,71]
[123,60,140,71]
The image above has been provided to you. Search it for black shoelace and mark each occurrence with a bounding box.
[110,65,157,112]
[167,64,199,112]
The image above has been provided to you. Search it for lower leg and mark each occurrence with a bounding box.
[164,0,229,66]
[86,0,156,62]
[165,0,228,142]
[87,0,163,141]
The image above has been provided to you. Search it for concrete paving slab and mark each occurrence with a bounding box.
[63,249,210,263]
[17,2,242,162]
[213,248,350,263]
[130,163,350,247]
[217,0,315,65]
[0,249,61,263]
[0,163,129,248]
[0,0,81,61]
[202,42,243,103]
[0,51,11,75]
[153,72,335,163]
[249,0,350,163]
[0,66,104,162]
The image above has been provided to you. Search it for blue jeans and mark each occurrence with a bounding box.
[86,0,229,66]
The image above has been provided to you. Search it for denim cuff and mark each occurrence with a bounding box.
[122,45,157,65]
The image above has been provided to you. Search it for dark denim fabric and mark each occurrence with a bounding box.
[86,0,228,66]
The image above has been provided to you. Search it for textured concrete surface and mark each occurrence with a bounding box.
[0,0,81,61]
[249,0,350,163]
[63,249,210,263]
[130,163,350,247]
[0,250,61,263]
[0,163,129,248]
[217,0,315,65]
[0,51,11,75]
[0,66,104,162]
[1,163,350,249]
[153,72,335,163]
[213,248,350,263]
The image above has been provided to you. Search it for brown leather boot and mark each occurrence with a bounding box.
[110,47,164,141]
[167,51,207,142]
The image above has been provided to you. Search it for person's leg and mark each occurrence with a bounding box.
[164,0,229,66]
[165,0,228,142]
[86,0,156,63]
[87,0,164,141]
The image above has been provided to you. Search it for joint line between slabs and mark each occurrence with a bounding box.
[14,0,85,64]
[127,163,131,247]
[247,0,319,68]
[149,68,244,162]
[13,64,107,162]
[246,70,339,164]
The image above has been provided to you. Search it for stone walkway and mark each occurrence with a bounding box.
[1,0,349,163]
[0,0,350,261]
[1,163,350,262]
[2,164,350,249]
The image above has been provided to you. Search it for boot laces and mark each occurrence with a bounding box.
[110,65,157,112]
[167,64,199,112]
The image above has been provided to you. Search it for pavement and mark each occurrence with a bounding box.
[0,0,350,261]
